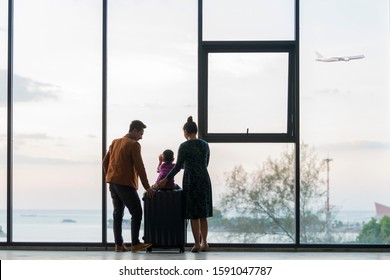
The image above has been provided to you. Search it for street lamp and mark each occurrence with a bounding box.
[324,158,333,240]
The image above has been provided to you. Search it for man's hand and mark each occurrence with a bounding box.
[145,187,155,198]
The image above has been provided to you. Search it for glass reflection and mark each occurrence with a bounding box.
[207,143,295,244]
[107,0,197,244]
[12,0,102,242]
[300,0,390,244]
[203,0,295,41]
[0,0,9,242]
[208,53,289,134]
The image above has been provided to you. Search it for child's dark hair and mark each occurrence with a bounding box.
[163,149,174,163]
[183,116,198,134]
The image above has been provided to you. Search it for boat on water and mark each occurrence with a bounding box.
[0,226,6,237]
[374,202,390,217]
[107,219,130,228]
[62,219,77,223]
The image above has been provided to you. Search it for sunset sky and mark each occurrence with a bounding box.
[0,0,389,212]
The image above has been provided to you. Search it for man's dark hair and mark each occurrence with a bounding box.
[129,120,147,132]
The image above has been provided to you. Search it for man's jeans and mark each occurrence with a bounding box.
[109,183,142,245]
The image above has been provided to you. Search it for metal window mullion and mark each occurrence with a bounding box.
[287,48,295,138]
[203,134,295,143]
[6,0,14,245]
[198,0,207,139]
[294,0,301,247]
[202,40,296,51]
[102,0,108,245]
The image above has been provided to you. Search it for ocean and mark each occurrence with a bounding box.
[0,209,377,244]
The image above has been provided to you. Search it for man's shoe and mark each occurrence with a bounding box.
[131,242,152,252]
[115,244,129,252]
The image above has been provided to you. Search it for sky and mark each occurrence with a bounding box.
[0,0,389,214]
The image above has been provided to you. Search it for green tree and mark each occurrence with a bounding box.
[357,216,390,244]
[220,144,334,243]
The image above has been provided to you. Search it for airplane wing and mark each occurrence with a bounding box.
[316,56,340,62]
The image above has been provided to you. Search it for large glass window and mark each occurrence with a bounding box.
[199,0,298,245]
[2,0,389,248]
[203,0,295,41]
[199,0,297,143]
[0,0,8,242]
[300,0,390,244]
[207,143,295,244]
[107,0,197,243]
[12,0,102,242]
[208,52,289,134]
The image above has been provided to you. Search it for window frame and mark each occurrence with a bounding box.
[198,40,297,143]
[2,0,388,250]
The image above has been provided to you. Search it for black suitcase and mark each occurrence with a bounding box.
[143,188,186,253]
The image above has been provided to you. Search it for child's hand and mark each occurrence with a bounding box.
[156,178,168,189]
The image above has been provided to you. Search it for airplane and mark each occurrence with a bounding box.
[315,52,365,62]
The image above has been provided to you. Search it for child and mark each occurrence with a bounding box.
[155,149,176,189]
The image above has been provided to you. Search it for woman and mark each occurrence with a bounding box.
[158,116,213,253]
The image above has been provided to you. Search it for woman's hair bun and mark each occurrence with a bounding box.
[183,115,198,134]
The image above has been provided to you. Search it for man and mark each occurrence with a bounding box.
[103,120,154,252]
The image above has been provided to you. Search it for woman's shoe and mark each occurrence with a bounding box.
[200,243,209,252]
[191,246,200,253]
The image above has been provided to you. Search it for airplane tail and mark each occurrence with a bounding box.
[315,52,323,58]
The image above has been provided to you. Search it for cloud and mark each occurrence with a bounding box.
[16,133,53,140]
[0,133,88,165]
[315,88,352,97]
[13,154,82,165]
[0,70,60,106]
[0,133,54,144]
[11,133,59,151]
[318,140,390,152]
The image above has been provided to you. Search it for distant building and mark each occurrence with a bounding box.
[375,202,390,217]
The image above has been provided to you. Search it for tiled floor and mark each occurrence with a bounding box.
[1,249,390,260]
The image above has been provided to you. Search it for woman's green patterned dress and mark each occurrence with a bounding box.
[167,139,213,219]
